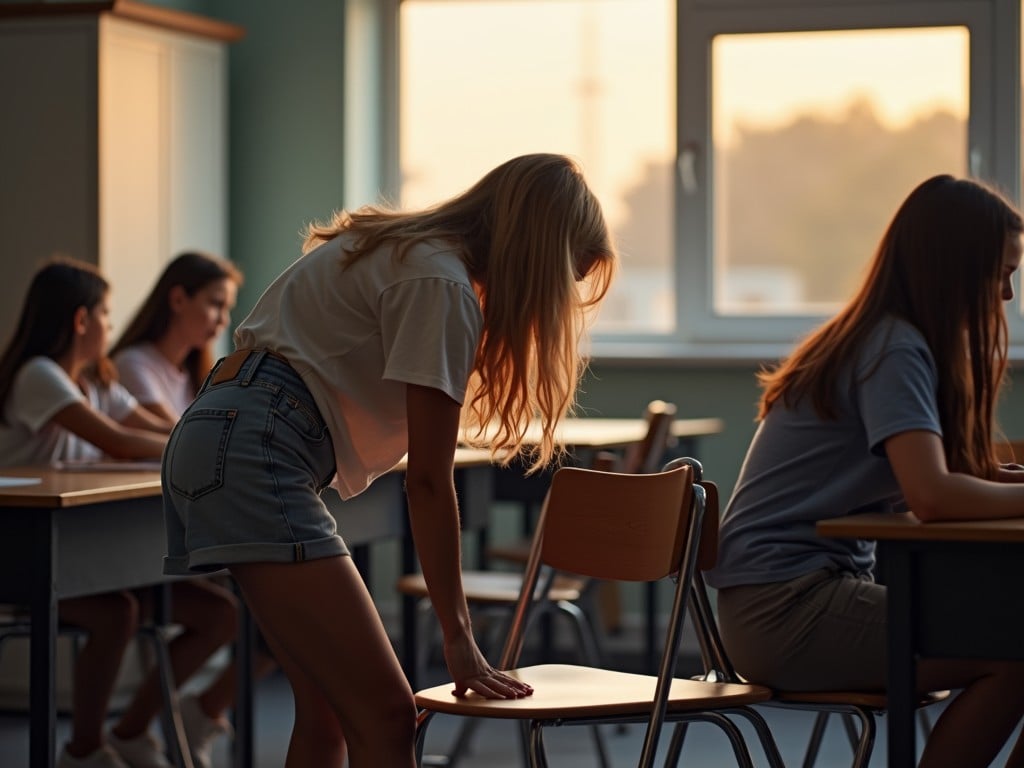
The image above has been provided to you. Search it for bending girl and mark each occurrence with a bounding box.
[161,153,617,767]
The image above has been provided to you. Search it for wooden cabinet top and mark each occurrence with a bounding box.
[0,0,245,42]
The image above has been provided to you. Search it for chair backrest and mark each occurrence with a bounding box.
[995,439,1024,464]
[622,400,678,475]
[497,459,708,762]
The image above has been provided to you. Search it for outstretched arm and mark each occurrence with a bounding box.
[126,400,178,432]
[51,401,167,459]
[403,382,532,699]
[886,430,1024,521]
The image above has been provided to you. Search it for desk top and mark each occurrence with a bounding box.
[0,416,724,510]
[0,466,162,508]
[818,511,1024,543]
[478,416,724,450]
[0,447,498,510]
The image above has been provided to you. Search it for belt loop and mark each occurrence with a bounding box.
[238,349,267,387]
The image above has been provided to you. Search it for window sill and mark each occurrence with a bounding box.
[587,342,1024,369]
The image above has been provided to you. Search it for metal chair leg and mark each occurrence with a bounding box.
[663,722,689,766]
[841,712,861,753]
[848,709,875,768]
[138,624,194,768]
[698,712,756,768]
[801,711,830,768]
[729,707,786,768]
[415,709,435,766]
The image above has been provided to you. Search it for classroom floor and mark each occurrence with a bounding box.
[1,630,988,768]
[0,670,892,767]
[1,666,954,767]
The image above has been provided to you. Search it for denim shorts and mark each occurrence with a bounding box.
[162,349,347,575]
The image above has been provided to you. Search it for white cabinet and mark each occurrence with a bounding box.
[0,2,243,335]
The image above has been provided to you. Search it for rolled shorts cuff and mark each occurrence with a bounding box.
[163,535,350,576]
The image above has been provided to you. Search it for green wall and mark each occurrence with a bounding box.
[196,0,348,319]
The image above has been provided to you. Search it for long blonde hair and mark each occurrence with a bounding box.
[304,153,617,471]
[759,175,1021,479]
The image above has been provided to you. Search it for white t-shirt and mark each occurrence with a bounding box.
[114,342,192,418]
[0,356,138,466]
[234,234,483,499]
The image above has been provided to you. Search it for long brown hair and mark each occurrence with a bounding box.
[0,257,113,422]
[759,175,1022,479]
[109,251,242,395]
[304,153,617,471]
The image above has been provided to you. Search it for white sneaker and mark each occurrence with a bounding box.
[107,730,172,768]
[180,693,232,768]
[57,744,130,768]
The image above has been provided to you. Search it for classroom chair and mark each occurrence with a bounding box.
[995,439,1024,465]
[399,451,620,767]
[666,456,948,768]
[483,399,679,643]
[412,460,784,768]
[0,590,196,768]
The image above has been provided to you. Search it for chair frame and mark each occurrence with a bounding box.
[413,461,785,768]
[671,456,947,768]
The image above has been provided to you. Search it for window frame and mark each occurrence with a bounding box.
[348,0,1024,363]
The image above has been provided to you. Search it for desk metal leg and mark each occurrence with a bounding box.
[352,545,371,583]
[233,587,254,768]
[29,515,57,768]
[401,527,419,689]
[883,542,917,767]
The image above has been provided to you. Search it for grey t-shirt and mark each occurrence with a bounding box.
[706,317,942,589]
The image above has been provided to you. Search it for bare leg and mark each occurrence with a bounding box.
[58,592,139,757]
[112,579,238,738]
[230,556,417,768]
[256,621,346,767]
[917,657,1024,768]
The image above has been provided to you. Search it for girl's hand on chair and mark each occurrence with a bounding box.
[443,633,534,699]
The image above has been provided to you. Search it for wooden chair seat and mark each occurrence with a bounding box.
[415,663,773,720]
[397,571,586,605]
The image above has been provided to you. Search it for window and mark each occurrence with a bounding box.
[351,0,1022,359]
[399,0,675,333]
[710,27,968,316]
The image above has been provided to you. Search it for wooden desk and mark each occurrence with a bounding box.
[0,467,167,768]
[0,451,495,768]
[526,416,724,449]
[817,512,1024,767]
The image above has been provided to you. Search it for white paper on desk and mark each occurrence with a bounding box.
[0,476,42,486]
[54,460,162,472]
